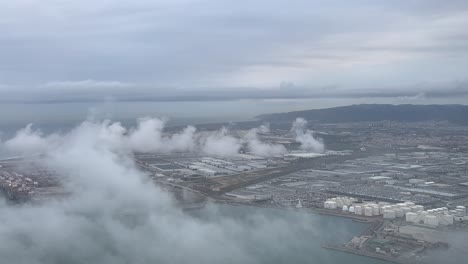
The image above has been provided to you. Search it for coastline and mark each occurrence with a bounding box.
[321,244,408,264]
[211,199,379,223]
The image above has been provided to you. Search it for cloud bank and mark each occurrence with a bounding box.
[0,119,318,264]
[1,0,468,102]
[1,117,325,159]
[1,118,298,158]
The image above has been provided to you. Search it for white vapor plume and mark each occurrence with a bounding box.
[291,118,324,153]
[0,119,317,264]
[1,119,282,158]
[3,124,62,154]
[244,124,286,157]
[128,117,167,152]
[201,127,241,157]
[166,125,197,152]
[2,118,198,156]
[128,117,197,153]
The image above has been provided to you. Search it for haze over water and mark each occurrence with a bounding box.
[1,97,467,138]
[193,205,388,264]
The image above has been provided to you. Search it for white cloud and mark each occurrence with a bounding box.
[0,118,317,263]
[244,125,286,157]
[201,127,242,157]
[3,124,62,154]
[291,118,324,153]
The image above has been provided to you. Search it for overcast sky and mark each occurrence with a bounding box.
[1,0,468,102]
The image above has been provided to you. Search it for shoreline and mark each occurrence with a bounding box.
[321,244,409,264]
[211,199,380,223]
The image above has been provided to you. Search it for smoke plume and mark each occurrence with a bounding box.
[291,118,324,153]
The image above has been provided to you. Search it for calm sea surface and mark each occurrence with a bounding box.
[191,204,389,264]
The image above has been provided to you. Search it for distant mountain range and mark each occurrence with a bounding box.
[257,104,468,124]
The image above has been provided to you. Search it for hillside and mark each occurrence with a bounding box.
[256,104,468,124]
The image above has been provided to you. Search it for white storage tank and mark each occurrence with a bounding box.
[372,206,380,216]
[343,198,352,206]
[415,205,424,212]
[342,205,349,212]
[455,209,465,216]
[456,206,466,214]
[355,205,363,215]
[380,206,390,215]
[349,206,355,213]
[405,202,415,207]
[364,206,373,216]
[424,215,439,227]
[336,199,344,208]
[383,210,396,219]
[402,207,411,215]
[329,201,337,209]
[406,212,418,222]
[410,206,419,213]
[395,208,404,218]
[440,214,454,226]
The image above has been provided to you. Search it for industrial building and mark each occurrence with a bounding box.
[323,196,468,229]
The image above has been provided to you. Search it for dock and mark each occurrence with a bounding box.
[321,244,411,264]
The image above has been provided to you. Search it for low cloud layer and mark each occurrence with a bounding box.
[3,119,208,156]
[1,117,324,159]
[0,119,318,264]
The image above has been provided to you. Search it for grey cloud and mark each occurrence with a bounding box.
[200,127,242,157]
[0,0,468,99]
[0,118,318,264]
[2,118,294,158]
